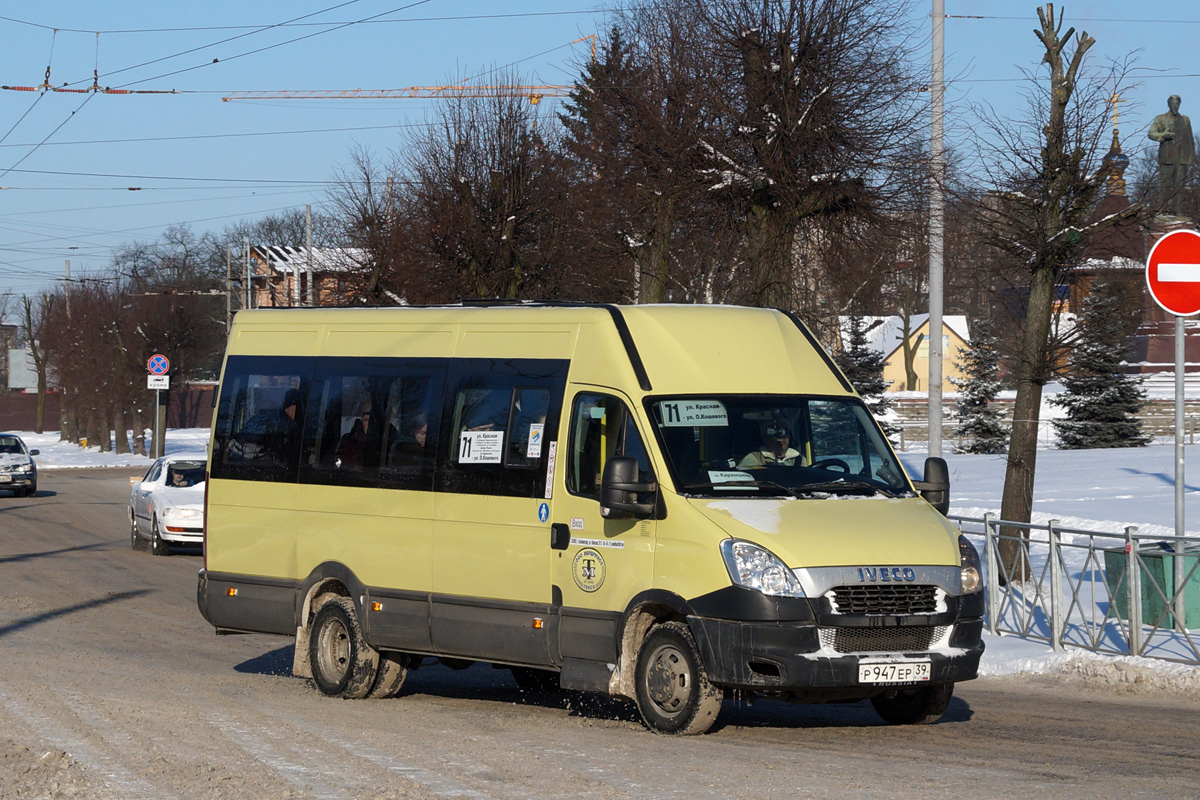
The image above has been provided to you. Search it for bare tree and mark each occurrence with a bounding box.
[693,0,924,315]
[964,5,1147,578]
[20,294,54,434]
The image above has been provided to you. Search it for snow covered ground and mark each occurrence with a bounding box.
[9,427,1200,692]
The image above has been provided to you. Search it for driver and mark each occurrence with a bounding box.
[738,418,802,468]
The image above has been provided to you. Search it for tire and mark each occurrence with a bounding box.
[366,653,409,699]
[129,515,142,551]
[24,484,36,497]
[150,515,169,556]
[634,621,722,735]
[870,683,954,725]
[309,596,380,699]
[511,666,560,693]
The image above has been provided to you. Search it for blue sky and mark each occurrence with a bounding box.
[1,1,1197,303]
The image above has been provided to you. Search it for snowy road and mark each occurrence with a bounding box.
[2,468,1200,800]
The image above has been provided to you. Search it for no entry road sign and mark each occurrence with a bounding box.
[1147,229,1200,317]
[147,354,170,375]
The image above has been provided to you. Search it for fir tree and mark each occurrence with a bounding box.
[836,316,898,436]
[1051,287,1150,449]
[950,321,1009,454]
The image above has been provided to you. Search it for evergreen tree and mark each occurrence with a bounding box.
[836,316,898,436]
[1051,287,1150,449]
[950,321,1009,454]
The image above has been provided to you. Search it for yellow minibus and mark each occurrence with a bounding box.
[198,303,982,734]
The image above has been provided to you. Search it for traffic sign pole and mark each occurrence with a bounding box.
[146,354,171,458]
[1145,229,1200,634]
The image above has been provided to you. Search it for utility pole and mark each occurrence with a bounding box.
[928,0,946,458]
[225,245,232,332]
[306,205,314,306]
[64,260,71,317]
[244,237,252,310]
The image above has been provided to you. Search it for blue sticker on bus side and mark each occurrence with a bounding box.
[538,502,550,523]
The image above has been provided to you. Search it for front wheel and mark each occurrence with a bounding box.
[150,515,169,556]
[309,596,380,699]
[634,621,722,735]
[870,683,954,725]
[129,515,142,551]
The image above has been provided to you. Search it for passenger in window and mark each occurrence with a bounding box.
[233,387,303,462]
[388,413,428,469]
[738,418,803,468]
[335,405,381,470]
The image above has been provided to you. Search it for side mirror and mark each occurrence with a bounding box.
[913,456,950,516]
[129,476,141,487]
[28,449,39,456]
[600,455,657,519]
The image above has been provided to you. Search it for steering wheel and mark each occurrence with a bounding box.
[812,458,850,473]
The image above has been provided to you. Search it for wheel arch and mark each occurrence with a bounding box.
[291,561,369,679]
[611,590,694,700]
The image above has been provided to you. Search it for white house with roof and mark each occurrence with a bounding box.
[840,314,971,393]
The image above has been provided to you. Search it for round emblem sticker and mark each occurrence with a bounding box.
[572,548,606,593]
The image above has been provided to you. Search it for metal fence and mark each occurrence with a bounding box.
[950,513,1200,665]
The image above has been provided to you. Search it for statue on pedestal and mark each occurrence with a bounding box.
[1147,95,1195,217]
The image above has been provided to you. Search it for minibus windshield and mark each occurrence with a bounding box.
[647,396,911,498]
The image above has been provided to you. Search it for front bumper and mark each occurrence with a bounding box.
[160,524,204,543]
[688,615,984,694]
[0,474,35,488]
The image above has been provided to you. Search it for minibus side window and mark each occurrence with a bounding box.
[566,394,653,500]
[299,357,445,491]
[436,358,566,498]
[211,355,312,483]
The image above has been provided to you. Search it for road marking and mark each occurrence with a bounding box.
[0,683,172,800]
[1158,263,1200,282]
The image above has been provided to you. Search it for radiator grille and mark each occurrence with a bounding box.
[830,584,938,615]
[819,625,948,654]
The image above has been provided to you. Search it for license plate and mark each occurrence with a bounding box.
[859,661,931,684]
[0,475,10,483]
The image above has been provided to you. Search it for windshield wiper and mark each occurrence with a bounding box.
[793,480,897,498]
[681,480,799,497]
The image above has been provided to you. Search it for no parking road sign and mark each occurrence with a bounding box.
[147,354,170,375]
[1147,229,1200,317]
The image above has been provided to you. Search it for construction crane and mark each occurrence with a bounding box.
[221,35,592,105]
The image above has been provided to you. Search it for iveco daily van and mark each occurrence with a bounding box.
[198,303,983,734]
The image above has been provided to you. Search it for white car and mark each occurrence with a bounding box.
[0,434,39,497]
[129,454,207,555]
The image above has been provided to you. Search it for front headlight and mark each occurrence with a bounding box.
[165,507,199,519]
[720,540,806,598]
[959,535,983,594]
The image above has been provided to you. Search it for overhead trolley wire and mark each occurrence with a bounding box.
[0,7,608,34]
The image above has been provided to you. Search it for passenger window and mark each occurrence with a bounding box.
[437,358,567,498]
[299,358,444,491]
[567,394,653,500]
[211,356,311,483]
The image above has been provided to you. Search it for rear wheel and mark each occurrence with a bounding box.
[309,596,380,699]
[366,653,409,699]
[150,515,169,556]
[634,621,722,735]
[870,683,954,725]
